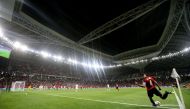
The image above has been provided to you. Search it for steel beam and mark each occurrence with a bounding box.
[78,0,168,44]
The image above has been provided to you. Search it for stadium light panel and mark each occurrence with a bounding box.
[80,62,87,67]
[40,51,51,58]
[108,65,116,68]
[92,64,101,68]
[52,55,63,61]
[0,27,3,37]
[34,50,40,54]
[2,37,8,41]
[116,64,122,67]
[4,28,190,68]
[108,65,113,68]
[20,45,28,51]
[183,48,190,52]
[27,49,35,53]
[68,58,78,64]
[13,41,21,49]
[13,41,29,51]
[56,56,62,60]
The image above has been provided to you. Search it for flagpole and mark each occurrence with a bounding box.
[173,88,183,109]
[171,68,186,109]
[175,78,185,109]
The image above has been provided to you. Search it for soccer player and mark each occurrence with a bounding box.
[107,84,110,91]
[142,74,172,107]
[75,84,79,92]
[115,83,119,91]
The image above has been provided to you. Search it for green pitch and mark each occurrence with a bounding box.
[0,88,190,109]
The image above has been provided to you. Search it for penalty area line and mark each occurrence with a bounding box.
[45,93,178,109]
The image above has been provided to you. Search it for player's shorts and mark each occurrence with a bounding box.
[116,87,119,89]
[147,88,162,97]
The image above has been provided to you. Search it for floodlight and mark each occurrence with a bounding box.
[13,41,21,49]
[2,37,8,41]
[40,51,50,58]
[68,58,78,64]
[0,27,3,37]
[20,45,28,51]
[92,64,100,68]
[56,56,62,61]
[81,62,88,67]
[53,55,63,61]
[116,64,122,67]
[124,63,130,66]
[183,48,189,52]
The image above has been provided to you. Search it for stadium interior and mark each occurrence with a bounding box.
[0,0,190,109]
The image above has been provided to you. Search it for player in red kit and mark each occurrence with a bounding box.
[143,74,172,107]
[115,84,119,91]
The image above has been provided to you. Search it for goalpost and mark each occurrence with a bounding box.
[11,81,25,91]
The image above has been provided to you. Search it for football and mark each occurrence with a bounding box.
[155,101,161,106]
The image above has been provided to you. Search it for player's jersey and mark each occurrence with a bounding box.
[115,84,119,89]
[107,84,110,88]
[116,84,118,87]
[143,76,156,91]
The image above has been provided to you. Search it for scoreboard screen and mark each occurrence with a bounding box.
[0,44,12,69]
[0,44,11,59]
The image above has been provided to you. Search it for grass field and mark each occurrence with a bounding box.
[0,88,189,109]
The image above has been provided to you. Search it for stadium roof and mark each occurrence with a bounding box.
[20,0,171,56]
[22,0,169,56]
[0,0,189,73]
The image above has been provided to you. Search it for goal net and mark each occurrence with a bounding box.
[11,81,25,91]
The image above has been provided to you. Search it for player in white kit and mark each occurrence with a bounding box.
[75,84,79,92]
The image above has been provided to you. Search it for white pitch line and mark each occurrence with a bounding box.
[45,93,179,109]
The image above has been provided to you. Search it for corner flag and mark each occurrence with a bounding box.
[171,68,180,79]
[171,68,185,109]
